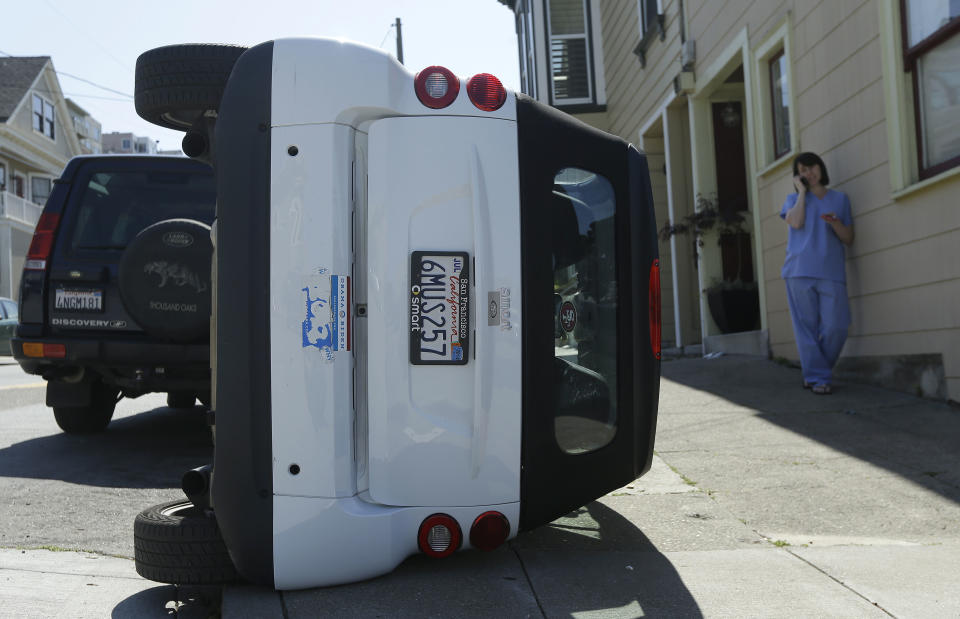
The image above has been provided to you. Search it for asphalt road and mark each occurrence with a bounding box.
[0,383,211,558]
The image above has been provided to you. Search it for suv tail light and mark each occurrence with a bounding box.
[466,74,506,112]
[469,511,510,551]
[417,514,461,558]
[25,213,61,271]
[22,342,65,358]
[649,259,661,360]
[414,66,459,109]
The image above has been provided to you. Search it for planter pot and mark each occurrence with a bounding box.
[706,287,760,334]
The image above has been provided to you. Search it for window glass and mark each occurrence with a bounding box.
[31,177,51,205]
[548,0,592,103]
[551,167,617,455]
[916,30,960,169]
[70,170,215,251]
[906,0,960,48]
[638,0,659,36]
[549,0,585,34]
[2,300,18,320]
[769,51,791,158]
[0,164,6,190]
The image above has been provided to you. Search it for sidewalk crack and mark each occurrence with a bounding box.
[510,542,547,618]
[782,548,897,618]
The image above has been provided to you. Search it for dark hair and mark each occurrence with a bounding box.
[792,152,830,186]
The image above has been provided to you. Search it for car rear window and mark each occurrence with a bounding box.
[552,167,618,455]
[70,169,215,251]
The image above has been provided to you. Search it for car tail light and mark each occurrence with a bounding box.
[25,213,61,271]
[23,342,65,358]
[466,74,506,112]
[649,259,661,360]
[417,514,461,558]
[415,66,459,109]
[469,511,510,551]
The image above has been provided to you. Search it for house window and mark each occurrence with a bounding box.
[0,164,5,192]
[517,0,539,98]
[32,95,55,140]
[769,50,791,158]
[638,0,661,40]
[902,0,960,178]
[31,177,52,205]
[122,138,131,150]
[547,0,593,104]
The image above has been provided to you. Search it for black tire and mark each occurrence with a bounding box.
[134,499,237,585]
[167,391,197,409]
[135,44,247,131]
[52,380,119,433]
[119,218,212,343]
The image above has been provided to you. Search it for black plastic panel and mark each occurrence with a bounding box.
[209,41,275,587]
[516,95,660,531]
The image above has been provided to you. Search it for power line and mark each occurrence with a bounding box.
[0,49,133,100]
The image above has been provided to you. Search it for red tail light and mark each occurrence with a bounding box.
[415,66,459,109]
[25,213,60,271]
[466,73,506,111]
[469,511,510,551]
[417,514,462,558]
[649,259,661,360]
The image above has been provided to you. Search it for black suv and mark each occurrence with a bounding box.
[12,155,215,433]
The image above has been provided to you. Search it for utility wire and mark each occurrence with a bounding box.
[379,24,395,49]
[0,49,133,99]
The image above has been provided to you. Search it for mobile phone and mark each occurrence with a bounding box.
[800,177,809,187]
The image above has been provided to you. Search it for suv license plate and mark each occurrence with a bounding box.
[410,251,470,365]
[55,288,103,312]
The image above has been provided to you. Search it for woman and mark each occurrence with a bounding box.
[780,152,854,395]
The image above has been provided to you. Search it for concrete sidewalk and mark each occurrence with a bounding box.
[4,355,959,617]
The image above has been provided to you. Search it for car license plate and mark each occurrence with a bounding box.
[410,251,470,365]
[55,288,103,312]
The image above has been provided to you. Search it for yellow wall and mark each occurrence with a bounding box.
[579,0,960,400]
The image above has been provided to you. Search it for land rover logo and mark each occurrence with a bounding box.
[162,231,194,248]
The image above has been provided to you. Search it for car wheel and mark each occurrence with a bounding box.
[167,391,197,409]
[134,44,247,131]
[134,499,237,585]
[52,380,119,434]
[118,218,213,344]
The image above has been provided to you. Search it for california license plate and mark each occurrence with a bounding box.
[410,251,470,365]
[55,288,103,312]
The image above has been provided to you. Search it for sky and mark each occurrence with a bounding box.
[2,0,520,152]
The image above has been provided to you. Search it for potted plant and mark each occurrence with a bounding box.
[659,194,760,334]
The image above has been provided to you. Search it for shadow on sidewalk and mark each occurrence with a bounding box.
[512,500,703,617]
[662,356,960,505]
[0,405,212,489]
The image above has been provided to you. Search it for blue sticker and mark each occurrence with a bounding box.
[302,285,333,351]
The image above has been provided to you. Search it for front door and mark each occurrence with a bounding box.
[515,96,661,531]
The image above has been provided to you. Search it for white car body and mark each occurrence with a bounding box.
[145,36,661,590]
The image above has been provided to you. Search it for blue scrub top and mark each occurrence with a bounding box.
[779,189,852,283]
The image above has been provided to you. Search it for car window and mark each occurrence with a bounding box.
[70,169,215,251]
[552,167,618,455]
[2,300,17,320]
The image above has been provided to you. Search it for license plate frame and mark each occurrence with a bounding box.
[54,288,104,312]
[409,251,470,365]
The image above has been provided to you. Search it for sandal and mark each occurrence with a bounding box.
[811,384,832,395]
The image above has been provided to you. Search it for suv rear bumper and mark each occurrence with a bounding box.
[12,335,209,379]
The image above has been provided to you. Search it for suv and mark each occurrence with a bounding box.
[131,39,660,589]
[12,155,216,433]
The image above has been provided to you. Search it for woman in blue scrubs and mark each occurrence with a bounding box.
[780,152,855,395]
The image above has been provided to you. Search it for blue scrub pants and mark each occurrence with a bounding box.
[784,277,851,386]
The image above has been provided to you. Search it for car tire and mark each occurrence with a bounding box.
[134,499,237,585]
[118,218,213,344]
[134,44,247,131]
[52,380,119,434]
[167,391,197,409]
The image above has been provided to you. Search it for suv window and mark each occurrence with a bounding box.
[70,170,215,251]
[552,167,617,454]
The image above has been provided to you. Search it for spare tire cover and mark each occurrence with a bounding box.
[119,219,212,343]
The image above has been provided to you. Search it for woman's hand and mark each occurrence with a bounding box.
[822,213,854,245]
[793,175,807,194]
